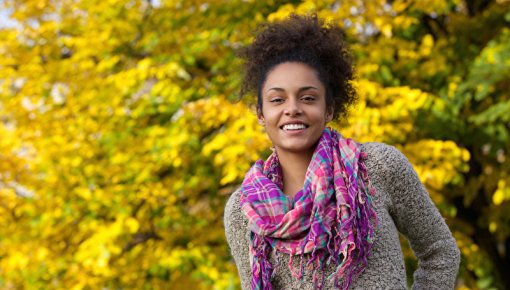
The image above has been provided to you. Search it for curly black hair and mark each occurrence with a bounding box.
[238,14,357,120]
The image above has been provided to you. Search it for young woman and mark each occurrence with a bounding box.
[224,14,460,290]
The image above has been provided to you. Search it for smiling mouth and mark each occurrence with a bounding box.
[281,123,309,131]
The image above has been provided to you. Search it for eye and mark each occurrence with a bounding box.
[301,95,316,102]
[269,97,284,103]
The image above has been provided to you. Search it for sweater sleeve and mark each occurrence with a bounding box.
[224,190,252,290]
[378,144,460,289]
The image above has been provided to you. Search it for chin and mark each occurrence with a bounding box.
[278,144,316,154]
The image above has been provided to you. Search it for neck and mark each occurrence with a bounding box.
[276,148,315,198]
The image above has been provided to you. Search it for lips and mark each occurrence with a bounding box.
[280,123,309,131]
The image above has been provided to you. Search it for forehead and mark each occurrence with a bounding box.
[263,62,324,91]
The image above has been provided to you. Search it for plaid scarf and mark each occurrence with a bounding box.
[240,128,378,290]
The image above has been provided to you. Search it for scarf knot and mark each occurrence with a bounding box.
[240,128,378,290]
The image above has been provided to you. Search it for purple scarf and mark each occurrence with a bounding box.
[240,128,378,289]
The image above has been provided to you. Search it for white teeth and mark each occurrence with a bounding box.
[282,124,306,131]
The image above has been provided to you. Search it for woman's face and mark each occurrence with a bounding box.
[258,62,332,157]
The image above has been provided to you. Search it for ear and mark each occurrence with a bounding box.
[325,108,334,123]
[257,108,265,126]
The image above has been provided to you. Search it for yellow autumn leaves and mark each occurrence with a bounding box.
[1,0,509,289]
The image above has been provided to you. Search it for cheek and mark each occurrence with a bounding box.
[312,108,329,122]
[261,108,279,124]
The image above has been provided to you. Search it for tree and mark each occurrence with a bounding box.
[0,0,508,289]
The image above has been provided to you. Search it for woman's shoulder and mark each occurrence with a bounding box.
[224,188,248,234]
[224,188,241,217]
[359,142,411,171]
[360,142,403,159]
[223,189,252,289]
[358,141,419,196]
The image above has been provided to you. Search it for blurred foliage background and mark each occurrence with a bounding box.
[0,0,509,289]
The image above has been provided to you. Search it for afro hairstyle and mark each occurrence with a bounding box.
[238,13,357,120]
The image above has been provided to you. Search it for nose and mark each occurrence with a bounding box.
[284,98,302,116]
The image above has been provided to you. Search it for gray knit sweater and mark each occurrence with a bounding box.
[224,142,460,289]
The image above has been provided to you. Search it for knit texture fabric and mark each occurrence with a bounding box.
[225,143,461,289]
[240,128,377,290]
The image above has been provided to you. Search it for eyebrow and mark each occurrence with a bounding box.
[266,86,320,94]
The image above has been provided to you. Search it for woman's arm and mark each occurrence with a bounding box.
[377,144,460,289]
[224,190,252,290]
